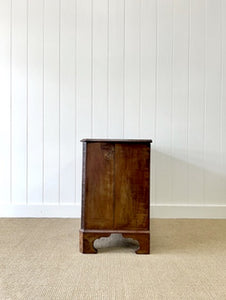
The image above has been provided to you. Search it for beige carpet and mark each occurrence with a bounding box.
[0,219,226,300]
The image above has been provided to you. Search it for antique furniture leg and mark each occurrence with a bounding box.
[122,232,150,254]
[79,230,111,254]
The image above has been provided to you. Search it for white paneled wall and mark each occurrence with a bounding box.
[0,0,226,218]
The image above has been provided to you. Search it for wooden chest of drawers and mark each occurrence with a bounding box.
[79,139,152,254]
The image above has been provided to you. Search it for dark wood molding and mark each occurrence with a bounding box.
[80,138,152,143]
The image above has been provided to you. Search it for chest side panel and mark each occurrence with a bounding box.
[83,142,114,229]
[114,143,150,230]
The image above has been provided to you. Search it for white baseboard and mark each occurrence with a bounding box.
[151,204,226,218]
[0,204,226,218]
[0,204,81,218]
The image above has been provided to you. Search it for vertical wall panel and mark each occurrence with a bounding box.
[27,0,43,204]
[188,0,205,205]
[171,0,189,204]
[140,0,157,205]
[155,0,173,204]
[92,0,108,137]
[76,0,92,140]
[43,0,60,203]
[140,0,156,139]
[11,0,27,204]
[0,0,11,204]
[108,0,124,138]
[59,0,76,203]
[222,0,226,204]
[124,0,140,138]
[76,0,92,204]
[205,0,222,204]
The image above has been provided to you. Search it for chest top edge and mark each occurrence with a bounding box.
[80,138,152,143]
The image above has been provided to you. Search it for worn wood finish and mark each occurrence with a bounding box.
[80,139,151,254]
[84,142,114,229]
[114,143,150,230]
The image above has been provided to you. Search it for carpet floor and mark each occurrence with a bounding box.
[0,218,226,300]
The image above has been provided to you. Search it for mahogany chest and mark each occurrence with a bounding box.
[79,139,152,254]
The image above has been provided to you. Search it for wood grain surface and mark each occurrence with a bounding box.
[84,142,114,229]
[114,143,150,230]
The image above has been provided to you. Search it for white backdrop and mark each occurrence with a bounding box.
[0,0,226,218]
